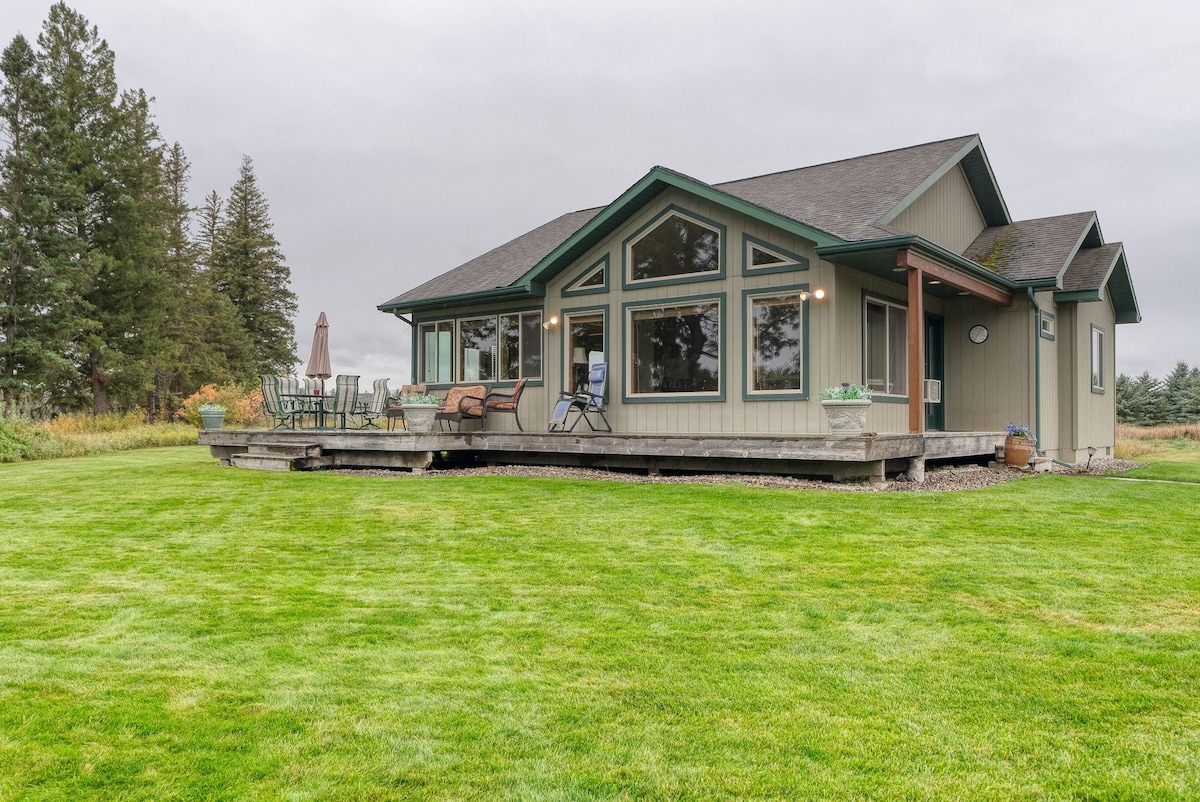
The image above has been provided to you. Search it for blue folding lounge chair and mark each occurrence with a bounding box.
[549,363,611,432]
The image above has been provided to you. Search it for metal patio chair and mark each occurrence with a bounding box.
[549,363,611,433]
[328,374,360,428]
[358,378,390,429]
[483,379,528,431]
[259,374,294,429]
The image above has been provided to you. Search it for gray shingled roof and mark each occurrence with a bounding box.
[1062,243,1123,292]
[383,135,997,309]
[962,212,1097,284]
[380,208,599,308]
[714,135,979,241]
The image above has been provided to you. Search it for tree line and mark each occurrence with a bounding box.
[1,3,297,419]
[1117,362,1200,426]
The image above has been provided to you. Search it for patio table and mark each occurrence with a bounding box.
[281,393,329,429]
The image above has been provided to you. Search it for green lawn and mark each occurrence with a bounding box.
[2,447,1198,800]
[1118,438,1200,483]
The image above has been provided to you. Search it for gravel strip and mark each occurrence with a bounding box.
[329,456,1143,492]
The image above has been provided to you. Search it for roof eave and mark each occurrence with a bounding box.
[377,282,545,316]
[817,235,1019,292]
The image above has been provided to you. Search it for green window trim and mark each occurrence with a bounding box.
[741,234,810,276]
[621,292,727,403]
[1039,311,1056,341]
[415,308,545,387]
[742,285,810,401]
[621,205,726,290]
[559,304,610,396]
[562,255,610,297]
[1091,324,1105,394]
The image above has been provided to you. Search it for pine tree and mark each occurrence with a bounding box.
[1162,361,1195,424]
[211,155,297,375]
[0,33,84,415]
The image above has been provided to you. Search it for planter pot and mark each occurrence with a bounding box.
[199,411,226,430]
[400,404,439,433]
[820,399,872,435]
[1004,435,1036,467]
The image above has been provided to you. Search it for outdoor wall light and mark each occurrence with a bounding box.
[542,315,559,329]
[797,289,826,302]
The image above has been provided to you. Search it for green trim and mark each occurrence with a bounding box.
[741,284,810,402]
[621,293,727,404]
[561,255,609,297]
[559,304,610,397]
[1053,213,1101,286]
[379,283,545,314]
[741,234,810,277]
[879,138,981,225]
[621,205,727,291]
[413,306,547,385]
[819,235,1018,294]
[877,136,1011,228]
[1053,290,1100,303]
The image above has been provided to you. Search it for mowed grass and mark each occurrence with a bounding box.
[2,448,1198,800]
[1117,435,1200,483]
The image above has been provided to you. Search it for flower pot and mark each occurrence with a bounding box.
[1004,435,1035,467]
[200,411,226,430]
[820,399,872,435]
[400,403,439,433]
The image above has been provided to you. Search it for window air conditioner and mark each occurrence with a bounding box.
[923,379,942,404]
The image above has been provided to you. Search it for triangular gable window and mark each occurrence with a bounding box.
[562,256,608,296]
[743,236,809,275]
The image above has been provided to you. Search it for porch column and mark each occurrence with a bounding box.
[900,250,925,434]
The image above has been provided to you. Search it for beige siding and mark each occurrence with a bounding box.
[1061,299,1117,460]
[890,165,986,254]
[943,296,1034,432]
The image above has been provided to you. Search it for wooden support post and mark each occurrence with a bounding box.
[902,250,925,435]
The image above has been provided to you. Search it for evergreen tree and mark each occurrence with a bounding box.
[0,33,83,415]
[1162,361,1196,424]
[196,189,222,272]
[211,155,297,375]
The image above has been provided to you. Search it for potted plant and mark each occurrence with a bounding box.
[1004,423,1037,467]
[819,383,873,435]
[198,402,227,430]
[399,393,442,433]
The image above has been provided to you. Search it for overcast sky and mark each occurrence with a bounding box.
[5,0,1198,385]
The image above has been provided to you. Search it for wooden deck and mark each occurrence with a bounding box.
[198,428,1006,483]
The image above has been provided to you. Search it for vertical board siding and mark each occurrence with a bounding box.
[890,165,987,254]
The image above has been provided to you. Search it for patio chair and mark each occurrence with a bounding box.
[358,378,390,429]
[549,363,611,433]
[483,379,528,431]
[435,384,489,431]
[386,383,428,430]
[259,374,293,429]
[328,374,360,428]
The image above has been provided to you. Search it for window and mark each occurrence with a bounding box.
[419,320,454,383]
[742,235,809,275]
[565,311,605,391]
[626,209,722,284]
[1091,325,1104,392]
[748,292,805,394]
[865,297,907,395]
[1040,312,1056,340]
[562,256,608,296]
[419,312,541,384]
[629,300,720,395]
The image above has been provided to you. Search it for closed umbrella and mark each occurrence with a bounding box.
[305,312,332,395]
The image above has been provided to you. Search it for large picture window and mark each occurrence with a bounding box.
[865,297,907,396]
[626,209,722,284]
[629,301,720,395]
[419,312,541,384]
[748,292,805,394]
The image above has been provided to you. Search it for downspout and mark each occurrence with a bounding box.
[393,312,416,383]
[1027,287,1043,456]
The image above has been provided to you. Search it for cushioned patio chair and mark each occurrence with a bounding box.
[435,384,489,431]
[483,379,528,431]
[549,363,611,433]
[328,374,360,428]
[358,378,390,429]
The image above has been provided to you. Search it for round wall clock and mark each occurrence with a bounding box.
[969,325,989,344]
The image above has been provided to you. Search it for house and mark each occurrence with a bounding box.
[378,135,1140,463]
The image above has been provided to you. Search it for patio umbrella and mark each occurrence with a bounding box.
[304,312,332,394]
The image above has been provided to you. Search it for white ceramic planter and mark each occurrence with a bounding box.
[820,399,872,435]
[400,404,439,433]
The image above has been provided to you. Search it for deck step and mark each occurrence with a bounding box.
[229,452,333,471]
[245,442,323,458]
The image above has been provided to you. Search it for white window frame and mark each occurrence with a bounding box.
[625,296,723,398]
[745,289,807,398]
[418,320,455,384]
[864,296,908,397]
[1091,324,1105,393]
[624,208,723,287]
